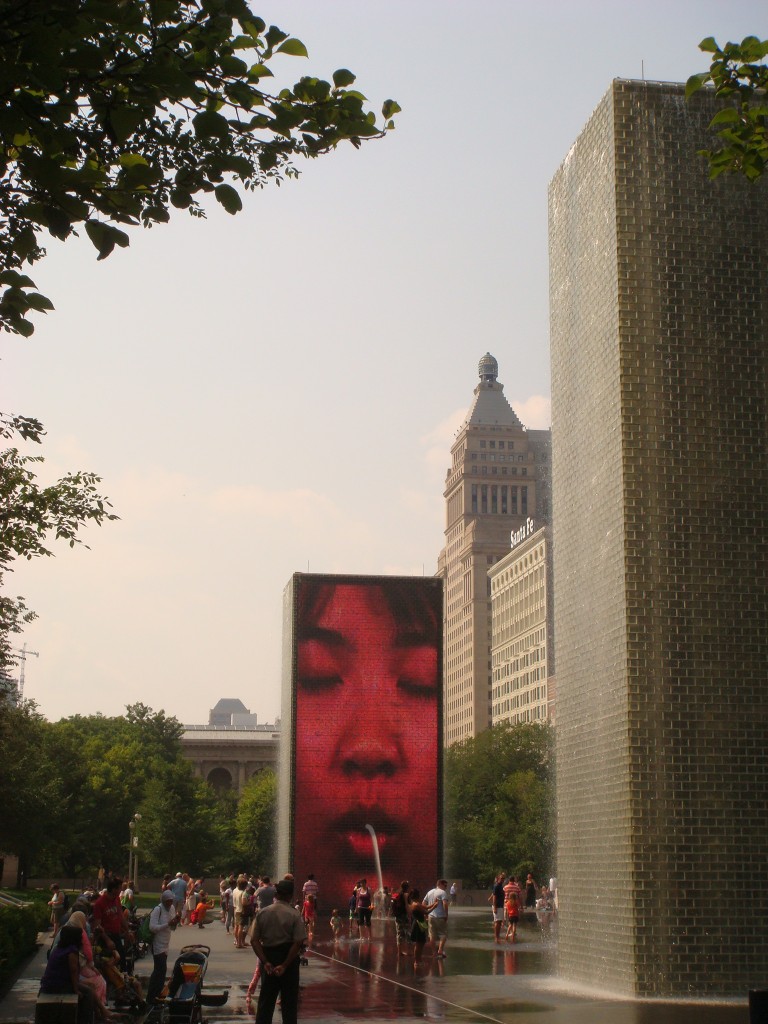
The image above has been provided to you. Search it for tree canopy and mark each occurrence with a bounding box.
[0,699,276,883]
[686,35,768,181]
[444,722,554,887]
[0,0,399,336]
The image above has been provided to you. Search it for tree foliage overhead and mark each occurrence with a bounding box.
[686,35,768,181]
[0,0,399,336]
[444,722,554,887]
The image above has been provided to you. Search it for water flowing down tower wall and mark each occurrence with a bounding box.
[549,80,768,997]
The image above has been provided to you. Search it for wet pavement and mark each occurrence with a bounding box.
[0,909,748,1023]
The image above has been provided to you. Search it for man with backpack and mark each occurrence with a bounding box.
[146,890,178,1005]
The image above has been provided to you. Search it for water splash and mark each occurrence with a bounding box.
[365,823,384,897]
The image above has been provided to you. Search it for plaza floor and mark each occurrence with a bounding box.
[0,909,748,1024]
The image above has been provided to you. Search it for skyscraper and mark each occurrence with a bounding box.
[438,354,550,745]
[550,80,768,996]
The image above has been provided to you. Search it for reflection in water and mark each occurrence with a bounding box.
[207,913,746,1024]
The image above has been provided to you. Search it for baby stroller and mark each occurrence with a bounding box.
[155,945,228,1024]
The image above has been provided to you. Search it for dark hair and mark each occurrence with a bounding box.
[409,888,421,902]
[59,926,83,949]
[297,577,441,645]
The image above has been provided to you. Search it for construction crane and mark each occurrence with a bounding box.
[13,643,39,699]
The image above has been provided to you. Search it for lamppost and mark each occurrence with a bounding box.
[128,813,141,886]
[132,813,142,889]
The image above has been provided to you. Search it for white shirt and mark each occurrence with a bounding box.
[425,887,449,919]
[149,902,177,955]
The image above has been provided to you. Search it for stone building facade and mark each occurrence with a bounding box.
[549,79,768,996]
[180,699,279,794]
[437,355,551,744]
[489,524,554,727]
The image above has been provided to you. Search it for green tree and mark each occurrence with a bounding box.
[444,722,554,887]
[0,0,399,336]
[234,768,276,874]
[138,761,232,875]
[687,35,768,181]
[0,413,117,676]
[0,695,64,884]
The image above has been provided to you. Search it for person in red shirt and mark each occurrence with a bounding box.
[92,878,133,970]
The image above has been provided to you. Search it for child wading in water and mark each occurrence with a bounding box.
[302,893,316,943]
[330,909,342,940]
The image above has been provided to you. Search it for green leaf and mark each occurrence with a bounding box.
[214,183,243,214]
[709,107,740,126]
[0,270,36,288]
[685,72,710,99]
[276,38,308,58]
[24,292,55,312]
[109,106,145,144]
[248,63,273,80]
[333,68,356,88]
[84,221,130,260]
[382,99,402,119]
[192,110,231,140]
[699,37,720,54]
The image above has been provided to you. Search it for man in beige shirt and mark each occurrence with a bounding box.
[250,879,306,1024]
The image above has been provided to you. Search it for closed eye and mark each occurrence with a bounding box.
[299,675,343,691]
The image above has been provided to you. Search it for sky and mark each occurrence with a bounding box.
[3,0,762,725]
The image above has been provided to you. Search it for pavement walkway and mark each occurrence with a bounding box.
[0,909,747,1024]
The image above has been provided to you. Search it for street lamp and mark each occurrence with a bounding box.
[128,813,141,887]
[132,813,142,890]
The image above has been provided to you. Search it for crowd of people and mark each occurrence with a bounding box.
[38,867,554,1024]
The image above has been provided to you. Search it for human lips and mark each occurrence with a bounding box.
[334,810,400,859]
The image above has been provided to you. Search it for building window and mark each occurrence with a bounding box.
[491,486,498,513]
[499,441,505,449]
[481,485,488,513]
[480,440,486,448]
[482,466,488,475]
[471,452,477,460]
[522,486,528,516]
[511,486,518,515]
[471,484,478,513]
[481,453,487,461]
[490,440,496,449]
[522,468,527,476]
[501,487,508,514]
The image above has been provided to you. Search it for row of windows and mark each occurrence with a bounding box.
[471,484,528,516]
[479,439,515,449]
[470,453,527,462]
[471,466,528,478]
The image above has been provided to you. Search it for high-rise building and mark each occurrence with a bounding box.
[549,80,768,996]
[489,524,555,727]
[438,355,550,745]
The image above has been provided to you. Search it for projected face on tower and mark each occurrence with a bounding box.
[293,578,441,909]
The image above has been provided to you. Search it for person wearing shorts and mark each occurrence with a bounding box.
[424,878,449,958]
[355,880,372,939]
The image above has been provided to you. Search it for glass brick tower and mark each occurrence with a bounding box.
[549,80,768,997]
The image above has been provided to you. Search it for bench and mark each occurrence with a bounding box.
[34,993,80,1024]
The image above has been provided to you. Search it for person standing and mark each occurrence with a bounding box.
[232,877,249,949]
[355,880,372,940]
[391,881,411,957]
[167,873,188,919]
[146,890,178,1005]
[249,879,306,1024]
[92,878,133,970]
[424,879,449,958]
[491,873,506,943]
[48,884,66,936]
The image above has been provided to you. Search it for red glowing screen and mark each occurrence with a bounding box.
[284,574,442,911]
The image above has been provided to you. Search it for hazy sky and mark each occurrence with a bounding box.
[3,0,762,724]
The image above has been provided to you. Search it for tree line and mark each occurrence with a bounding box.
[0,698,276,886]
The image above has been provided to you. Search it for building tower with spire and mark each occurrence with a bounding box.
[438,354,550,745]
